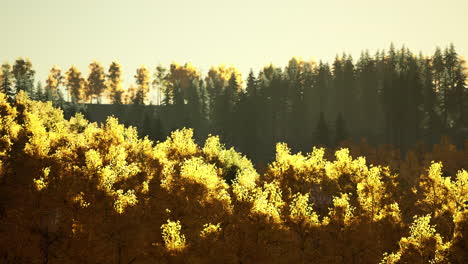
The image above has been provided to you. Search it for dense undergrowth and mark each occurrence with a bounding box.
[0,91,467,263]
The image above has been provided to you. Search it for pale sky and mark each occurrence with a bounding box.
[1,0,467,88]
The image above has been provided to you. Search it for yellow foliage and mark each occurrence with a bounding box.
[251,181,285,223]
[328,193,355,225]
[289,193,320,225]
[161,219,186,252]
[200,223,222,239]
[33,167,50,191]
[113,189,138,214]
[381,215,449,263]
[206,64,243,89]
[1,91,467,263]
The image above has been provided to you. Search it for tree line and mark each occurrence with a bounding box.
[1,44,467,162]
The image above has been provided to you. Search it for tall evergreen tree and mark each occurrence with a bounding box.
[0,63,14,102]
[316,62,332,115]
[153,65,168,106]
[65,66,86,103]
[133,66,150,105]
[186,78,202,130]
[86,61,106,103]
[332,55,344,118]
[240,70,260,158]
[34,81,44,101]
[12,58,35,94]
[357,50,379,140]
[419,55,441,144]
[342,54,357,130]
[107,61,124,104]
[222,73,241,143]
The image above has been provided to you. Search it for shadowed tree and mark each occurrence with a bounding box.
[0,63,14,102]
[12,57,35,94]
[357,50,379,140]
[34,81,44,101]
[107,61,124,104]
[65,65,86,103]
[152,64,168,106]
[86,61,106,103]
[186,78,202,130]
[133,66,151,105]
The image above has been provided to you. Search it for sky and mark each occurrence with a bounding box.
[1,0,467,88]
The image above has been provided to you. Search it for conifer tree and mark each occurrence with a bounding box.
[86,61,106,103]
[65,65,86,102]
[342,54,357,128]
[420,55,441,144]
[134,65,150,105]
[357,50,378,139]
[34,81,44,101]
[186,78,202,129]
[153,65,168,106]
[12,57,35,94]
[242,70,260,157]
[0,63,14,102]
[107,61,124,104]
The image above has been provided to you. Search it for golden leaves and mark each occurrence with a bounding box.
[200,223,221,239]
[33,167,50,191]
[114,189,137,214]
[161,219,186,251]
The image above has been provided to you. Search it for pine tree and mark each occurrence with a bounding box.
[86,61,106,103]
[316,62,332,114]
[186,78,202,129]
[198,79,209,122]
[243,70,260,157]
[65,65,86,103]
[35,81,44,101]
[107,61,124,104]
[342,54,357,130]
[357,50,379,140]
[432,47,446,131]
[332,55,344,117]
[420,55,441,144]
[12,57,35,94]
[0,63,14,102]
[153,65,168,106]
[133,66,150,105]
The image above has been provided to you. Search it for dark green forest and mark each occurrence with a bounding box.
[1,44,467,162]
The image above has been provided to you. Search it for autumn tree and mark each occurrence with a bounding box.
[45,65,63,101]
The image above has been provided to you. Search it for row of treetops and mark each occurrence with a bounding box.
[1,43,466,106]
